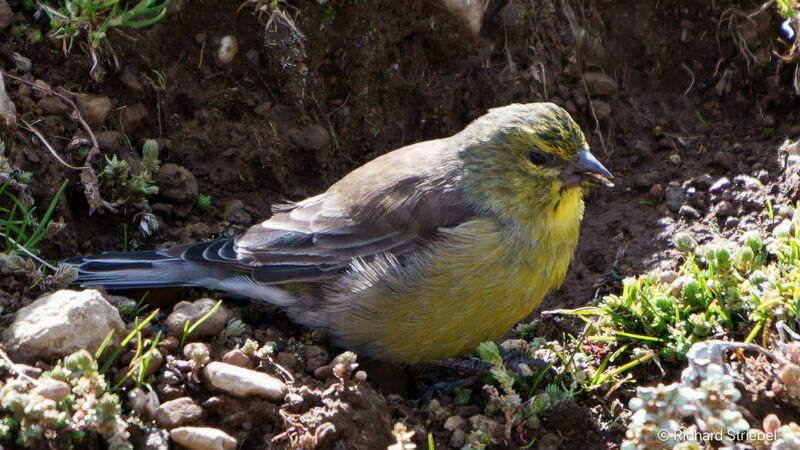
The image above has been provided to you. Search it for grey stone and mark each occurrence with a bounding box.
[287,124,330,151]
[75,94,112,127]
[3,290,125,363]
[165,298,232,340]
[203,362,287,401]
[170,427,237,450]
[154,397,203,429]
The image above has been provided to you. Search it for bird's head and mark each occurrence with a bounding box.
[457,103,613,222]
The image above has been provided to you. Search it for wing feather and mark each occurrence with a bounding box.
[183,138,477,284]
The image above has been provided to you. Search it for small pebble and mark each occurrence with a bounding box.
[217,35,238,64]
[715,201,735,217]
[204,362,287,401]
[170,426,237,450]
[31,379,70,402]
[679,204,700,219]
[154,397,203,430]
[695,174,713,190]
[222,348,252,369]
[709,177,730,194]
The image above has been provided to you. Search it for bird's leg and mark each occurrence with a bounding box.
[420,349,556,400]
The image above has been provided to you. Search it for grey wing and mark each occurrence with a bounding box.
[229,189,474,284]
[176,137,476,285]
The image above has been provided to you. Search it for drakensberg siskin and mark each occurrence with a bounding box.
[64,102,613,362]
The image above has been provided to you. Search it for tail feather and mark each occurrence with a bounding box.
[67,250,199,288]
[63,248,301,306]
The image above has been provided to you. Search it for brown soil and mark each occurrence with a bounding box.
[1,0,799,448]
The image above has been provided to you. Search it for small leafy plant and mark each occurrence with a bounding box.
[41,0,170,78]
[0,349,132,449]
[0,140,69,285]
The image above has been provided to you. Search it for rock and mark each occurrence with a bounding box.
[3,290,125,363]
[121,102,148,133]
[170,427,237,450]
[734,174,762,190]
[225,199,252,225]
[712,151,734,170]
[688,191,707,210]
[222,348,252,369]
[444,415,466,432]
[648,184,663,203]
[165,299,232,340]
[137,348,164,378]
[14,364,42,379]
[469,415,499,436]
[715,201,736,217]
[284,392,304,411]
[664,182,685,212]
[276,352,300,372]
[159,335,180,353]
[671,276,688,298]
[0,75,16,139]
[154,397,203,429]
[450,429,466,448]
[780,140,800,201]
[158,383,185,402]
[583,72,617,97]
[0,0,11,31]
[96,130,123,153]
[304,345,329,372]
[709,177,730,194]
[725,217,740,229]
[695,174,713,190]
[31,379,70,402]
[634,139,653,157]
[679,205,700,219]
[590,100,611,121]
[155,163,199,217]
[151,202,173,220]
[287,124,330,151]
[656,271,679,285]
[203,362,287,401]
[37,96,69,115]
[127,387,160,418]
[0,110,15,141]
[75,94,112,127]
[441,0,487,34]
[119,65,144,91]
[313,363,333,380]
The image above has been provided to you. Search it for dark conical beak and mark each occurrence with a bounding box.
[564,148,614,188]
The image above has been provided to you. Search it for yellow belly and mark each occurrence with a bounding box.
[328,189,584,362]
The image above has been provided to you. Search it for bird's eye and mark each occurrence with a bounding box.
[527,151,548,165]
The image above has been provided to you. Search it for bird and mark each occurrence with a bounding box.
[64,102,613,363]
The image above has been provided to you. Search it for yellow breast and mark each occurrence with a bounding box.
[330,188,585,362]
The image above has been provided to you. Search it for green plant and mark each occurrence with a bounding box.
[150,69,167,90]
[100,139,160,222]
[197,193,211,212]
[41,0,170,77]
[0,141,69,282]
[0,349,132,449]
[26,29,43,44]
[550,202,800,391]
[180,299,223,348]
[96,308,159,374]
[775,0,798,19]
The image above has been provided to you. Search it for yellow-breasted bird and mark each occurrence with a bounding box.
[65,103,613,363]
